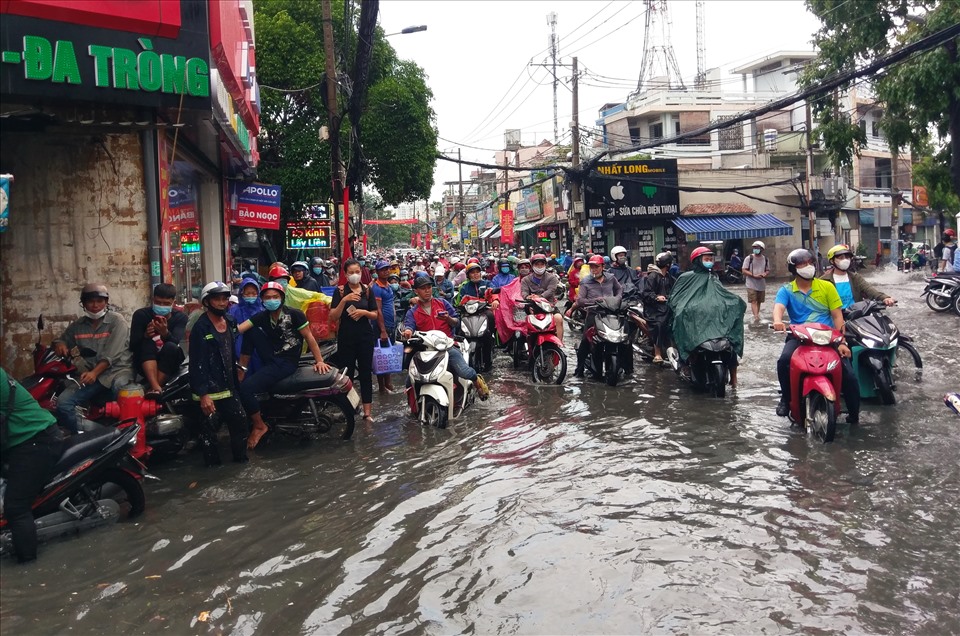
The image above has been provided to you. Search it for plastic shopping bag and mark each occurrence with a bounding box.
[372,340,404,375]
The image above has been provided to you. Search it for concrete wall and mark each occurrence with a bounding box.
[0,131,150,377]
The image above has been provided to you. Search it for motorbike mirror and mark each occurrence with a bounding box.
[37,314,44,331]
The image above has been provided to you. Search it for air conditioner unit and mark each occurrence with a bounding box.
[763,129,778,152]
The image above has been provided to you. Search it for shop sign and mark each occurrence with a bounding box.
[285,221,331,249]
[536,229,557,243]
[590,226,607,254]
[912,185,928,207]
[179,230,201,253]
[541,179,555,219]
[228,181,282,230]
[0,174,12,233]
[524,188,541,220]
[663,224,680,254]
[167,183,197,229]
[637,229,656,261]
[584,159,679,223]
[303,203,330,220]
[500,208,514,245]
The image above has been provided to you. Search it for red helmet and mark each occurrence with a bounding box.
[946,228,957,237]
[260,281,286,297]
[268,265,290,279]
[588,255,605,266]
[531,253,547,263]
[466,257,480,266]
[690,246,714,261]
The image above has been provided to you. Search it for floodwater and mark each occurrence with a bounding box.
[2,269,958,635]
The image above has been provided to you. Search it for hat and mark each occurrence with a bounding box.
[375,259,391,270]
[414,275,433,288]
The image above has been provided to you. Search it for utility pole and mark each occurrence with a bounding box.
[547,12,559,143]
[321,0,343,255]
[570,56,581,252]
[890,146,900,266]
[805,101,816,265]
[457,148,465,248]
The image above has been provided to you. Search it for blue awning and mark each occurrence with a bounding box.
[673,214,793,241]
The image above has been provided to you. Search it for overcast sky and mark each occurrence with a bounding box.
[378,0,823,203]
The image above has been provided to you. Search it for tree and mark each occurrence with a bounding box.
[801,1,960,195]
[253,0,438,226]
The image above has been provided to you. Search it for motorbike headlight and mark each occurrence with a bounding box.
[810,329,833,346]
[599,324,626,343]
[861,337,876,348]
[889,337,898,348]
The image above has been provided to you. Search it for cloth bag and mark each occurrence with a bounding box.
[372,340,404,375]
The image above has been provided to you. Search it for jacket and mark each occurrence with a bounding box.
[403,298,458,337]
[55,311,133,389]
[820,269,889,303]
[521,270,560,303]
[188,312,240,400]
[641,265,674,322]
[455,279,494,306]
[574,274,623,309]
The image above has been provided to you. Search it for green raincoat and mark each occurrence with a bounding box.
[668,260,746,360]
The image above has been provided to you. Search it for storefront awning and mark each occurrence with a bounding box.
[673,214,793,241]
[534,214,557,227]
[514,220,540,233]
[479,224,500,239]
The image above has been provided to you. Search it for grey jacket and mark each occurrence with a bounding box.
[521,270,560,303]
[574,274,623,309]
[56,311,133,388]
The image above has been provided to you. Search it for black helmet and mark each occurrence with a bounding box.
[413,275,434,289]
[787,248,815,275]
[498,257,510,266]
[655,252,673,268]
[310,256,324,267]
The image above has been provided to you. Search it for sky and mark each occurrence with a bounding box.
[378,0,824,203]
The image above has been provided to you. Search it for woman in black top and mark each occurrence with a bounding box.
[330,258,378,420]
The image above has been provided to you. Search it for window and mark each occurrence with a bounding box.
[871,120,880,138]
[874,157,892,189]
[649,121,663,140]
[717,115,744,150]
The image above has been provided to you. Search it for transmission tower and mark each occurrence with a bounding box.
[547,12,559,143]
[635,0,686,94]
[695,0,706,89]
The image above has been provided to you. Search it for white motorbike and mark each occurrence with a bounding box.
[404,330,476,428]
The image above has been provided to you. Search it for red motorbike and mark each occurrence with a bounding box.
[784,322,844,442]
[19,316,80,411]
[512,295,567,384]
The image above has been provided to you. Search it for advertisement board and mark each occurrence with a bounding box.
[285,221,331,249]
[500,208,514,245]
[584,159,679,224]
[228,181,282,230]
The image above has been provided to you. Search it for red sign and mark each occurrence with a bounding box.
[912,185,928,207]
[500,209,515,245]
[208,0,259,134]
[1,0,182,37]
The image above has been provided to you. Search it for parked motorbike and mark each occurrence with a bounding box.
[666,337,735,398]
[582,297,630,386]
[921,272,960,313]
[625,301,655,362]
[781,322,844,443]
[843,300,923,404]
[19,316,80,412]
[405,330,476,428]
[0,423,147,556]
[457,297,495,372]
[510,296,567,384]
[719,265,745,285]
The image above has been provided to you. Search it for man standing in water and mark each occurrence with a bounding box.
[742,240,770,322]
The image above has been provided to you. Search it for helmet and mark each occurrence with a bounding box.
[498,257,510,266]
[290,261,309,271]
[80,283,109,303]
[588,255,605,266]
[413,275,434,289]
[732,249,739,255]
[388,273,400,281]
[434,265,446,277]
[260,281,286,298]
[268,265,290,279]
[787,248,815,274]
[467,257,480,266]
[531,253,547,264]
[752,241,765,250]
[690,246,714,261]
[200,281,231,304]
[465,262,482,274]
[310,256,324,267]
[827,244,853,260]
[375,259,391,271]
[518,258,531,267]
[602,256,611,266]
[573,255,585,265]
[945,228,957,237]
[610,245,627,259]
[400,268,409,276]
[655,252,674,268]
[453,262,465,270]
[450,256,461,265]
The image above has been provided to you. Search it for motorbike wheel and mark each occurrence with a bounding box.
[875,362,896,405]
[605,353,619,386]
[711,364,727,398]
[532,343,567,384]
[82,468,146,519]
[512,338,525,369]
[421,396,448,429]
[805,392,837,443]
[307,396,356,441]
[925,292,952,312]
[954,291,960,316]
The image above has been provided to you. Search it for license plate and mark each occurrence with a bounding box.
[347,388,361,409]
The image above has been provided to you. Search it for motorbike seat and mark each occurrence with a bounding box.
[271,365,342,394]
[53,426,123,472]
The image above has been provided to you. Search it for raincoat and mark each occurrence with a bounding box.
[494,277,526,344]
[668,260,746,361]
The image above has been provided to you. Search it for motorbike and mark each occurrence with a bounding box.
[843,300,923,404]
[625,301,655,362]
[581,297,631,386]
[19,316,80,412]
[0,423,147,556]
[665,337,736,398]
[781,322,845,443]
[457,297,495,373]
[921,272,960,314]
[719,265,745,285]
[404,330,476,428]
[510,296,567,384]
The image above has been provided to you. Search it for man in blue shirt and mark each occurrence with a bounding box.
[772,249,860,424]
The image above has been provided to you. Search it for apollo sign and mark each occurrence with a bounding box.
[228,181,282,230]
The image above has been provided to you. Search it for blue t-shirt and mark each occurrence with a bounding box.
[832,274,855,309]
[370,280,396,329]
[774,279,842,328]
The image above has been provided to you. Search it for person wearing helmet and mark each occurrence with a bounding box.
[641,252,677,364]
[433,265,455,301]
[609,246,639,291]
[567,255,624,377]
[309,256,329,288]
[521,254,564,341]
[934,230,957,273]
[669,248,746,387]
[728,248,743,272]
[402,275,490,399]
[742,240,770,322]
[773,249,859,423]
[821,244,894,309]
[451,261,469,287]
[52,284,133,434]
[187,281,249,464]
[559,250,573,271]
[566,254,586,306]
[229,276,264,375]
[129,283,187,398]
[290,261,320,292]
[491,258,516,288]
[455,262,497,370]
[516,258,532,278]
[268,264,291,289]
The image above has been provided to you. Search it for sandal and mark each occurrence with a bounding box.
[652,355,664,364]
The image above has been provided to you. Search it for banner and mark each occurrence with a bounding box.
[500,208,515,245]
[0,174,11,233]
[363,218,418,225]
[229,182,282,229]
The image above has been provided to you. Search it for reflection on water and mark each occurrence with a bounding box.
[1,275,958,634]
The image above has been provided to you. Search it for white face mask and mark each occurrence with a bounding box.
[83,308,107,320]
[834,258,851,271]
[346,273,361,285]
[533,265,546,276]
[796,265,817,280]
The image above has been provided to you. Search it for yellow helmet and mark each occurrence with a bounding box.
[827,244,853,261]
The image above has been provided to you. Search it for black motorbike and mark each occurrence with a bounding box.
[921,272,960,314]
[843,300,922,404]
[719,265,745,285]
[0,424,147,555]
[582,297,631,386]
[457,297,495,372]
[666,338,735,398]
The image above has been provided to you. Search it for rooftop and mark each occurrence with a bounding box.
[730,51,816,76]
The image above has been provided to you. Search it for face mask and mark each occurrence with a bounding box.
[835,258,851,271]
[616,255,626,265]
[263,298,282,311]
[519,268,531,276]
[796,264,817,280]
[276,279,289,289]
[702,260,715,270]
[312,267,323,276]
[359,260,366,267]
[753,248,761,255]
[390,283,400,291]
[347,273,362,285]
[208,306,228,317]
[248,265,256,271]
[500,266,510,274]
[83,308,107,320]
[243,296,259,305]
[153,304,172,316]
[533,265,546,276]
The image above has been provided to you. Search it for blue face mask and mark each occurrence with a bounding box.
[500,266,510,274]
[153,304,172,316]
[243,296,259,305]
[263,298,282,311]
[389,283,400,291]
[276,279,289,289]
[703,260,715,270]
[312,267,323,276]
[753,248,761,255]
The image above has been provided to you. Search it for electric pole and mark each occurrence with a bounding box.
[321,0,343,254]
[457,148,465,248]
[890,146,900,266]
[570,56,581,252]
[547,12,559,143]
[805,101,816,264]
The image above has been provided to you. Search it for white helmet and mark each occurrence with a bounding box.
[200,281,231,304]
[752,241,765,250]
[434,265,446,277]
[610,245,627,259]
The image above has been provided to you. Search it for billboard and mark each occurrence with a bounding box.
[584,159,679,224]
[285,221,331,249]
[500,208,514,245]
[228,181,282,230]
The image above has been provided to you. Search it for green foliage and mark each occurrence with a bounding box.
[913,148,960,212]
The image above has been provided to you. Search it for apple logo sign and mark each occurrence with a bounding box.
[610,182,625,200]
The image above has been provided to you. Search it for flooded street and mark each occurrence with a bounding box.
[2,270,958,634]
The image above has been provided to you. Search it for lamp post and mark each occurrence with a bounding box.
[385,25,427,37]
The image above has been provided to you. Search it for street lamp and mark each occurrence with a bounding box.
[385,25,427,37]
